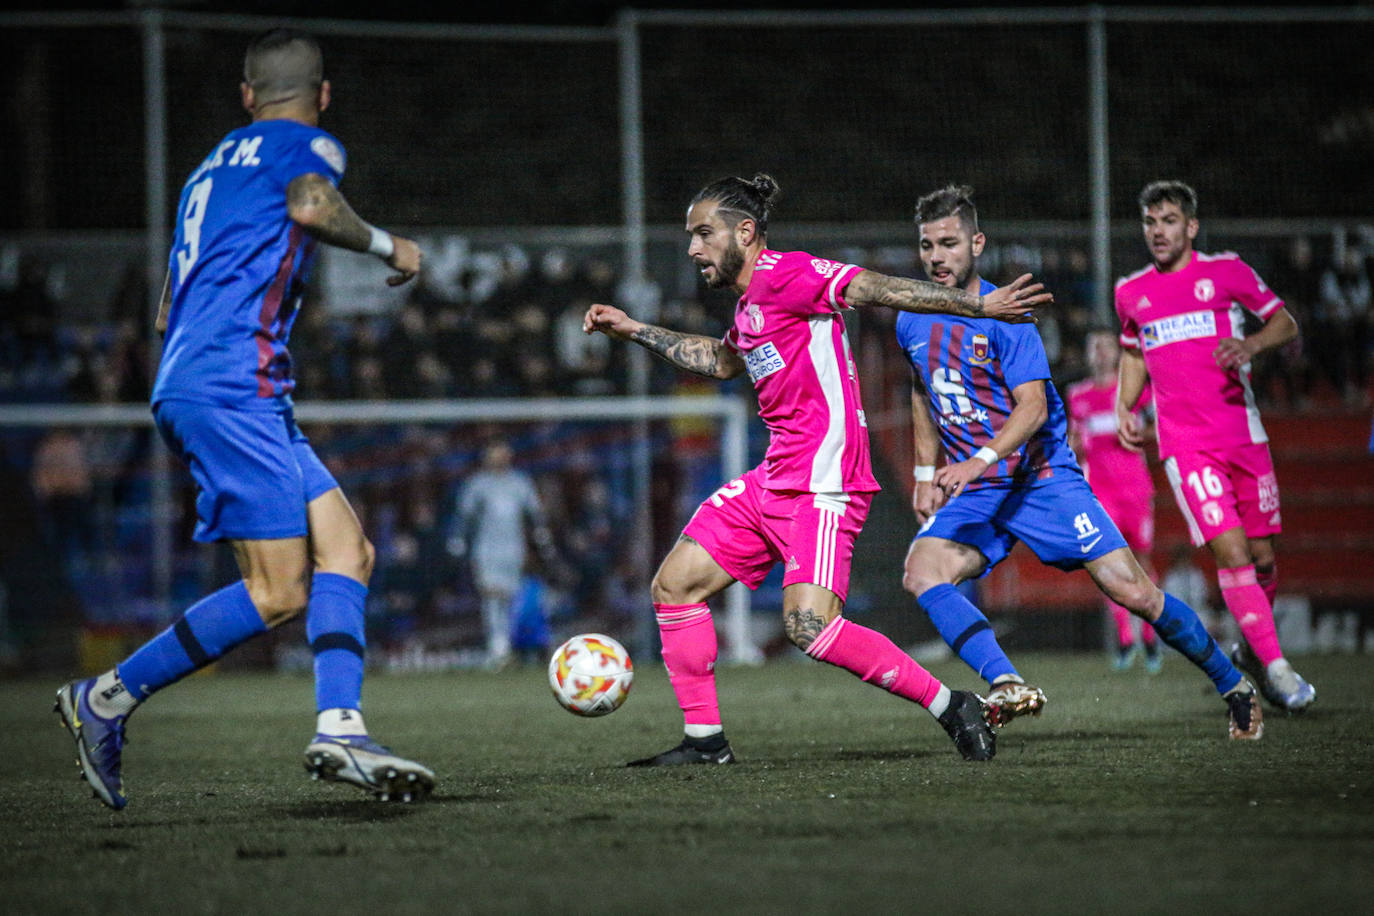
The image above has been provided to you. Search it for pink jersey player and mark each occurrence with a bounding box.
[1067,329,1159,669]
[1114,179,1313,712]
[1116,251,1281,462]
[687,249,878,600]
[1116,250,1283,547]
[722,249,880,496]
[1066,376,1154,551]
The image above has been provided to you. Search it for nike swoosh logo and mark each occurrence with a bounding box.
[912,342,928,352]
[1080,535,1103,553]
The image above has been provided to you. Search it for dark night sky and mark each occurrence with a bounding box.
[16,0,1360,26]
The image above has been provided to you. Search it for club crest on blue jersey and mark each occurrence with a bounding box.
[310,136,346,175]
[970,333,992,364]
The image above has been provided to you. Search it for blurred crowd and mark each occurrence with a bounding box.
[3,231,1372,670]
[6,232,1372,412]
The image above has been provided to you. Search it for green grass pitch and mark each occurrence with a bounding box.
[3,652,1369,914]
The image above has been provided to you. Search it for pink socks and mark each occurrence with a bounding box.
[1111,602,1157,647]
[1219,564,1282,666]
[655,603,722,727]
[805,615,943,708]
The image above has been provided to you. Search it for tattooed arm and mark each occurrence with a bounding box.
[845,269,1050,323]
[583,303,746,380]
[285,172,421,286]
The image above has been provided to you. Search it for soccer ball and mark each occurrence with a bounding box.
[548,633,634,717]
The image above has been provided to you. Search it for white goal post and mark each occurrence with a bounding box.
[0,394,763,664]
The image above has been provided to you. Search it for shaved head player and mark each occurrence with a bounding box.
[56,29,432,809]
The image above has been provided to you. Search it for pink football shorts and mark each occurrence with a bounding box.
[1163,442,1282,547]
[1097,490,1154,554]
[683,465,872,602]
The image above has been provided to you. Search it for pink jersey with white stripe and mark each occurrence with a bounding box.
[723,249,879,493]
[1065,378,1154,497]
[1114,251,1283,459]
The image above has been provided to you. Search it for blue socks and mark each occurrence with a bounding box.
[113,573,370,713]
[117,581,266,701]
[307,572,368,713]
[1152,592,1242,695]
[917,584,1018,684]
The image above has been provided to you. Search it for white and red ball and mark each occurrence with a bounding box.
[548,633,634,717]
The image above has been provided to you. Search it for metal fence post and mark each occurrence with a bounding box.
[141,8,174,618]
[1088,4,1111,325]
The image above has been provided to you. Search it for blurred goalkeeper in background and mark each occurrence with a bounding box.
[897,184,1263,742]
[585,172,1050,766]
[447,436,559,670]
[55,28,433,809]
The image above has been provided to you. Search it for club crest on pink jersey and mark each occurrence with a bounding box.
[747,302,764,333]
[810,258,843,278]
[970,333,992,364]
[1194,278,1216,302]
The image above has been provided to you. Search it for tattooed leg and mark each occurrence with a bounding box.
[784,605,830,651]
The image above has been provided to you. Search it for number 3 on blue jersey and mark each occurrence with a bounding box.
[177,177,214,283]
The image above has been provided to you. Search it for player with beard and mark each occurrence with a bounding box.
[584,172,1049,765]
[1115,180,1313,713]
[896,184,1263,740]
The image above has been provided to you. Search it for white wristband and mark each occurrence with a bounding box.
[913,465,935,482]
[973,446,998,466]
[366,225,394,260]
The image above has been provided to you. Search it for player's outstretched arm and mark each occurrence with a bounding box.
[286,173,420,287]
[583,303,745,380]
[845,270,1048,323]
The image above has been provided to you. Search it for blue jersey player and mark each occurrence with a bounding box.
[55,29,433,809]
[897,184,1264,741]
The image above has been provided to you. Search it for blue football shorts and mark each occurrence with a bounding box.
[914,470,1128,575]
[153,399,339,543]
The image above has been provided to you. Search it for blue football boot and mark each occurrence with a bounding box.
[55,678,128,810]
